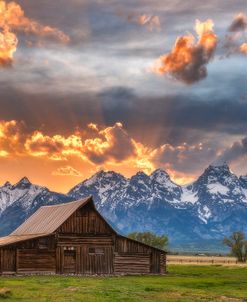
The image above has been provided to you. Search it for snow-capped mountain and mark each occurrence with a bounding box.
[68,164,247,249]
[0,177,72,235]
[1,163,247,251]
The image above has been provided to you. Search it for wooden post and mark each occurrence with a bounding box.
[16,249,19,274]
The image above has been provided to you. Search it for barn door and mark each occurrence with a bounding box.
[1,249,16,273]
[83,246,113,275]
[63,250,76,274]
[150,251,161,274]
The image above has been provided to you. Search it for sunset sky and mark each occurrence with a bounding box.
[0,0,247,192]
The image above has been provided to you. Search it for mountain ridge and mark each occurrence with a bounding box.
[1,163,247,252]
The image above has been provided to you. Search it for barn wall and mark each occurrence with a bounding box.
[56,235,114,274]
[17,249,56,274]
[57,204,112,235]
[0,236,56,274]
[115,236,166,274]
[114,254,150,274]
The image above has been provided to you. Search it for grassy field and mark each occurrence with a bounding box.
[0,265,247,302]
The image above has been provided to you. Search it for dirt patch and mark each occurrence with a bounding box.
[217,296,243,302]
[0,288,12,298]
[64,286,79,292]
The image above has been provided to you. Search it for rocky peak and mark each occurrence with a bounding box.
[195,163,238,187]
[83,170,126,187]
[13,177,32,189]
[3,181,12,189]
[151,168,169,179]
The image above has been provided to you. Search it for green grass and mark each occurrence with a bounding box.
[0,265,247,301]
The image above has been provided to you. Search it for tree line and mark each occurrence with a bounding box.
[127,230,247,262]
[128,232,168,250]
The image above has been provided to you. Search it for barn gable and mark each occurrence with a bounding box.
[57,201,113,235]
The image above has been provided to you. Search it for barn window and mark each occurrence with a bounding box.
[88,247,104,255]
[63,246,75,251]
[38,238,48,249]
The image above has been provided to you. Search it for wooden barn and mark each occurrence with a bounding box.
[0,197,166,275]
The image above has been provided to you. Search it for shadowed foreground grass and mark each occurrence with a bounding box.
[0,265,247,301]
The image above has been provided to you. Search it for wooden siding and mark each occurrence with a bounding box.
[0,248,16,273]
[114,254,150,274]
[57,204,112,235]
[57,235,114,246]
[116,236,166,274]
[56,245,114,275]
[116,236,152,253]
[17,249,56,274]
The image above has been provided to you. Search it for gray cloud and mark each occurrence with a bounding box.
[228,13,247,32]
[218,137,247,164]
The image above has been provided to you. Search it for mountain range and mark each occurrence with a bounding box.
[1,163,247,252]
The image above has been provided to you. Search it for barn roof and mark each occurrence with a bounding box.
[0,197,92,247]
[11,197,92,236]
[0,234,49,247]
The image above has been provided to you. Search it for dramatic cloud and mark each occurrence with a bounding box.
[0,0,69,66]
[240,43,247,53]
[0,26,18,67]
[1,118,247,186]
[0,120,26,155]
[218,137,247,164]
[228,13,247,32]
[0,120,154,174]
[153,19,218,84]
[52,166,82,177]
[25,131,83,160]
[2,121,138,166]
[83,122,137,164]
[225,13,247,55]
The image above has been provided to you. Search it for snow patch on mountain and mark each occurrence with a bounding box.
[207,183,229,196]
[180,187,198,204]
[198,206,212,223]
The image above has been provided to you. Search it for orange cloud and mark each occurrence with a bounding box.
[153,19,217,84]
[0,1,69,43]
[0,0,69,66]
[0,120,221,185]
[25,131,83,160]
[87,123,99,131]
[52,166,82,177]
[225,13,247,56]
[240,43,247,53]
[137,15,160,32]
[126,13,161,32]
[0,120,25,155]
[0,26,18,66]
[83,122,137,164]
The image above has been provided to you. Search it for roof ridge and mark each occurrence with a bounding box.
[40,197,91,208]
[8,233,50,237]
